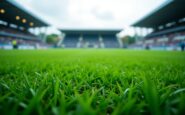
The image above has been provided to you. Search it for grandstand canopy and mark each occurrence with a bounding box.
[60,29,121,36]
[0,0,48,28]
[132,0,185,28]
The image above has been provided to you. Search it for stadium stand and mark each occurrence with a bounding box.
[60,29,121,48]
[132,0,185,50]
[0,0,48,49]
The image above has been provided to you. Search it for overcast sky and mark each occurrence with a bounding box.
[14,0,167,34]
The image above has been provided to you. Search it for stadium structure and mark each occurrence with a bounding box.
[132,0,185,50]
[0,0,48,49]
[60,29,121,48]
[1,0,185,50]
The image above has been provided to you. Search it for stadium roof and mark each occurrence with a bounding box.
[0,0,48,28]
[60,29,121,35]
[132,0,185,28]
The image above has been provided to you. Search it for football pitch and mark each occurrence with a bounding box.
[0,49,185,115]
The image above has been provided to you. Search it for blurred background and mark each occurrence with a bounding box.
[0,0,185,50]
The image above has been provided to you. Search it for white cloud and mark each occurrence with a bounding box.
[14,0,167,32]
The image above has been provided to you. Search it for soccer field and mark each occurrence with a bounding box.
[0,49,185,115]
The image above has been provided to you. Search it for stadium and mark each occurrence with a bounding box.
[0,0,48,49]
[132,0,185,50]
[0,0,185,115]
[60,29,121,48]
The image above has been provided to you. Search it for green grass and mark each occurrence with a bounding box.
[0,49,185,115]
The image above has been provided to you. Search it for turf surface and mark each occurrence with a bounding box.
[0,49,185,115]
